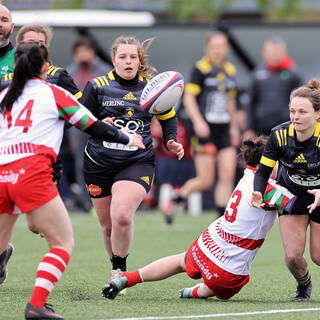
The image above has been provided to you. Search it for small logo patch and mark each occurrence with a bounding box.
[123,92,136,100]
[293,153,307,163]
[141,176,150,185]
[88,184,102,196]
[126,107,134,117]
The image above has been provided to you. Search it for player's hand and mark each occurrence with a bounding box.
[249,191,264,208]
[167,139,184,160]
[193,119,210,138]
[128,133,145,149]
[307,189,320,213]
[102,117,115,126]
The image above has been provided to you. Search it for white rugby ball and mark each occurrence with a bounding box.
[140,71,184,114]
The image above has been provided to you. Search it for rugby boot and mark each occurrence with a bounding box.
[102,276,128,300]
[292,282,312,302]
[24,302,63,319]
[0,243,14,286]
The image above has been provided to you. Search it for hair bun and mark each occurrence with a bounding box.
[307,79,320,90]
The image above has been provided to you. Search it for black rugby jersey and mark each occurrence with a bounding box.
[81,70,177,167]
[257,121,320,195]
[0,64,82,99]
[184,56,237,124]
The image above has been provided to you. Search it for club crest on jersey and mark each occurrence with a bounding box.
[87,184,102,196]
[126,107,134,117]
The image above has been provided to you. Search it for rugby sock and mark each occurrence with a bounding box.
[122,270,143,287]
[111,253,128,272]
[30,248,70,308]
[192,285,200,298]
[296,270,311,287]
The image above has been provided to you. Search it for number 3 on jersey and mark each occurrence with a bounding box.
[4,100,34,133]
[225,189,242,223]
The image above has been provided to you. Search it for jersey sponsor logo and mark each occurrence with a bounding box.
[114,118,144,134]
[293,153,307,163]
[102,100,125,107]
[141,176,150,185]
[0,169,24,184]
[87,184,102,196]
[191,245,213,280]
[123,92,136,100]
[126,107,134,117]
[102,141,138,151]
[288,172,320,187]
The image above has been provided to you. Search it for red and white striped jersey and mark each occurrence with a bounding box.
[198,167,295,276]
[0,78,96,165]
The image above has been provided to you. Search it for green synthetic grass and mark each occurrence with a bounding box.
[1,210,320,320]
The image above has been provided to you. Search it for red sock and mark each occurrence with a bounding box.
[30,248,70,308]
[122,270,142,287]
[192,285,200,298]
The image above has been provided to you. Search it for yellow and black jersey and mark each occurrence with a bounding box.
[257,121,320,195]
[0,64,82,100]
[184,56,237,124]
[81,70,177,167]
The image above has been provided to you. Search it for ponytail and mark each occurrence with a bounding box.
[0,43,48,112]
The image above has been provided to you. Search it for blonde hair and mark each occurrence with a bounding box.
[16,24,53,48]
[111,35,156,78]
[290,78,320,111]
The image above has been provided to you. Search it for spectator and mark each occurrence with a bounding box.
[66,36,112,91]
[0,4,14,77]
[245,36,303,139]
[66,36,112,212]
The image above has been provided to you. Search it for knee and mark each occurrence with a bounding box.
[112,206,132,228]
[285,253,302,269]
[102,226,112,239]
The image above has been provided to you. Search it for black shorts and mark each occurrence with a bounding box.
[52,156,63,187]
[84,157,155,198]
[191,123,231,155]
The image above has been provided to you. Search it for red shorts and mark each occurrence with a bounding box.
[0,155,58,214]
[185,240,250,300]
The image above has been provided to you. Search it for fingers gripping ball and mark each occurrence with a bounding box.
[140,71,184,114]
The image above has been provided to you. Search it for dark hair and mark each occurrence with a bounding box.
[0,43,49,112]
[72,36,94,54]
[240,136,266,167]
[290,78,320,111]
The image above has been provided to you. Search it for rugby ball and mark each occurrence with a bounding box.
[140,71,184,114]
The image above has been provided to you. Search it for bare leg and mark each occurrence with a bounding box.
[110,181,146,256]
[140,252,186,281]
[215,147,236,208]
[279,215,309,278]
[180,154,215,199]
[91,196,112,258]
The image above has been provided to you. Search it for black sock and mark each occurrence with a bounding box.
[296,270,311,286]
[0,248,7,261]
[111,253,128,272]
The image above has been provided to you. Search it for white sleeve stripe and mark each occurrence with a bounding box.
[68,108,93,125]
[45,253,67,268]
[35,278,55,292]
[37,262,62,279]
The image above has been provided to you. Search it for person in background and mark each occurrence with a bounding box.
[0,4,14,77]
[0,43,144,320]
[101,136,316,301]
[80,35,184,293]
[244,36,303,139]
[66,36,112,212]
[66,36,112,91]
[174,31,240,217]
[250,78,320,302]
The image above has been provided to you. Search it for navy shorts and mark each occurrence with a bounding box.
[84,156,155,198]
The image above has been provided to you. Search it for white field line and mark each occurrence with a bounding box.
[102,307,320,320]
